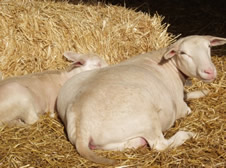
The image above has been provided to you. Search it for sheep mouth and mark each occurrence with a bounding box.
[199,76,216,83]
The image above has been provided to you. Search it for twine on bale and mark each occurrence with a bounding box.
[0,0,225,167]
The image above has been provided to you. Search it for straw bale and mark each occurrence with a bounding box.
[0,0,174,78]
[0,0,225,167]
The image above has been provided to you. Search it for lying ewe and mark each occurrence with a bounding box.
[57,35,226,165]
[0,52,107,126]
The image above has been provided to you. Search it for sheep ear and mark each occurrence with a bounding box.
[63,51,86,65]
[204,36,226,46]
[163,47,177,60]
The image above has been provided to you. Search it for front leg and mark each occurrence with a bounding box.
[184,90,209,101]
[176,100,191,119]
[178,89,209,119]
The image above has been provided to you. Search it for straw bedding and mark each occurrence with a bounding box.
[0,0,225,167]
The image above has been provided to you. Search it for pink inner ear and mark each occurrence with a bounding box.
[168,50,176,58]
[170,50,176,54]
[73,62,84,67]
[210,39,219,46]
[210,38,226,46]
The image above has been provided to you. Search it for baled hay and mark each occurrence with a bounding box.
[0,0,174,78]
[0,0,225,167]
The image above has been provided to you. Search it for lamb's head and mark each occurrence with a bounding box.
[63,51,108,71]
[163,35,226,82]
[84,55,108,70]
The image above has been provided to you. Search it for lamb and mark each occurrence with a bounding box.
[0,51,107,126]
[56,35,226,165]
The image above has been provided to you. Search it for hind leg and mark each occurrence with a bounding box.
[146,130,196,151]
[20,103,39,125]
[124,137,147,149]
[65,110,77,145]
[0,104,38,126]
[22,111,39,124]
[144,111,195,151]
[6,119,26,126]
[99,137,147,151]
[0,83,40,126]
[0,119,24,127]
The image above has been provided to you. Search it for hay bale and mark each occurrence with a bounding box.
[0,0,174,78]
[0,0,225,167]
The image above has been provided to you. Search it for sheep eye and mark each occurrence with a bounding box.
[180,51,192,58]
[180,51,186,55]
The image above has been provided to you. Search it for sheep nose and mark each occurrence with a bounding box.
[198,67,217,82]
[204,68,214,75]
[203,67,216,80]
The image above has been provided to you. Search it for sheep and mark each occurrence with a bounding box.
[56,35,226,165]
[0,52,107,126]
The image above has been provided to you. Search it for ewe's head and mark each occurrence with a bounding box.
[163,35,226,82]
